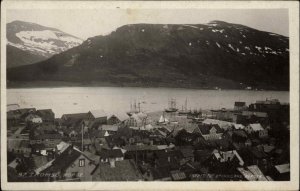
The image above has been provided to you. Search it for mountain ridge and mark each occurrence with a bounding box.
[7,21,289,90]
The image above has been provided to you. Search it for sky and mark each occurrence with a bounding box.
[6,9,289,40]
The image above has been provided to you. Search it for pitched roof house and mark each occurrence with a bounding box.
[196,124,223,140]
[37,145,96,181]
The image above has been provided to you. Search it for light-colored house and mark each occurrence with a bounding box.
[212,149,244,166]
[202,118,234,131]
[195,124,223,140]
[245,123,268,138]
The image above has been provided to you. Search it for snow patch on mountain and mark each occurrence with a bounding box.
[12,30,83,57]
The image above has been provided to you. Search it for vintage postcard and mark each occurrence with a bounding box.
[1,0,299,190]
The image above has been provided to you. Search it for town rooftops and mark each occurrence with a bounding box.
[198,124,223,135]
[61,112,94,121]
[92,159,142,181]
[202,119,234,130]
[98,149,123,159]
[237,165,268,181]
[249,123,264,131]
[170,170,187,181]
[36,109,54,118]
[275,163,290,174]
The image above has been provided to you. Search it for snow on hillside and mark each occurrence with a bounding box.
[11,30,83,57]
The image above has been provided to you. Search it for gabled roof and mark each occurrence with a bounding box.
[62,112,94,121]
[202,119,233,130]
[41,146,93,174]
[90,110,107,118]
[198,124,223,135]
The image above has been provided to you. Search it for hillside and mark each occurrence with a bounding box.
[6,20,83,68]
[7,21,289,90]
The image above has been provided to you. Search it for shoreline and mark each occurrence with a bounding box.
[6,81,289,91]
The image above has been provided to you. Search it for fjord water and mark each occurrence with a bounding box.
[7,87,289,118]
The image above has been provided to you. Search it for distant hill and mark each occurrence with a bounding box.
[7,21,289,90]
[6,20,83,68]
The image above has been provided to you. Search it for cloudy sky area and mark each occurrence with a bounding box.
[7,9,289,40]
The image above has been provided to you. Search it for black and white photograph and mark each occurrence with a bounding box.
[1,1,299,190]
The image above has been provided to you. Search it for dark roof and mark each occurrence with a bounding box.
[99,149,123,159]
[92,159,142,181]
[232,129,248,138]
[62,112,94,120]
[235,102,246,107]
[36,109,54,119]
[198,124,223,135]
[42,146,82,173]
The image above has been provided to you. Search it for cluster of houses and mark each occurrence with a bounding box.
[7,98,290,182]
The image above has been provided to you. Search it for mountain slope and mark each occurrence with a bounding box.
[7,21,289,90]
[6,20,83,68]
[7,45,46,68]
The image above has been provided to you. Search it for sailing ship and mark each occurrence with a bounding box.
[178,98,191,115]
[127,100,141,116]
[165,98,178,113]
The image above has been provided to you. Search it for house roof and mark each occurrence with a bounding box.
[202,119,232,130]
[198,124,223,135]
[237,165,268,181]
[249,123,264,131]
[62,112,94,120]
[232,129,248,138]
[275,163,290,174]
[90,110,107,118]
[42,146,93,173]
[92,159,142,181]
[235,102,246,107]
[98,149,123,159]
[36,109,54,118]
[233,124,245,130]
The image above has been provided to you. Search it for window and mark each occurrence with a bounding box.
[79,159,85,167]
